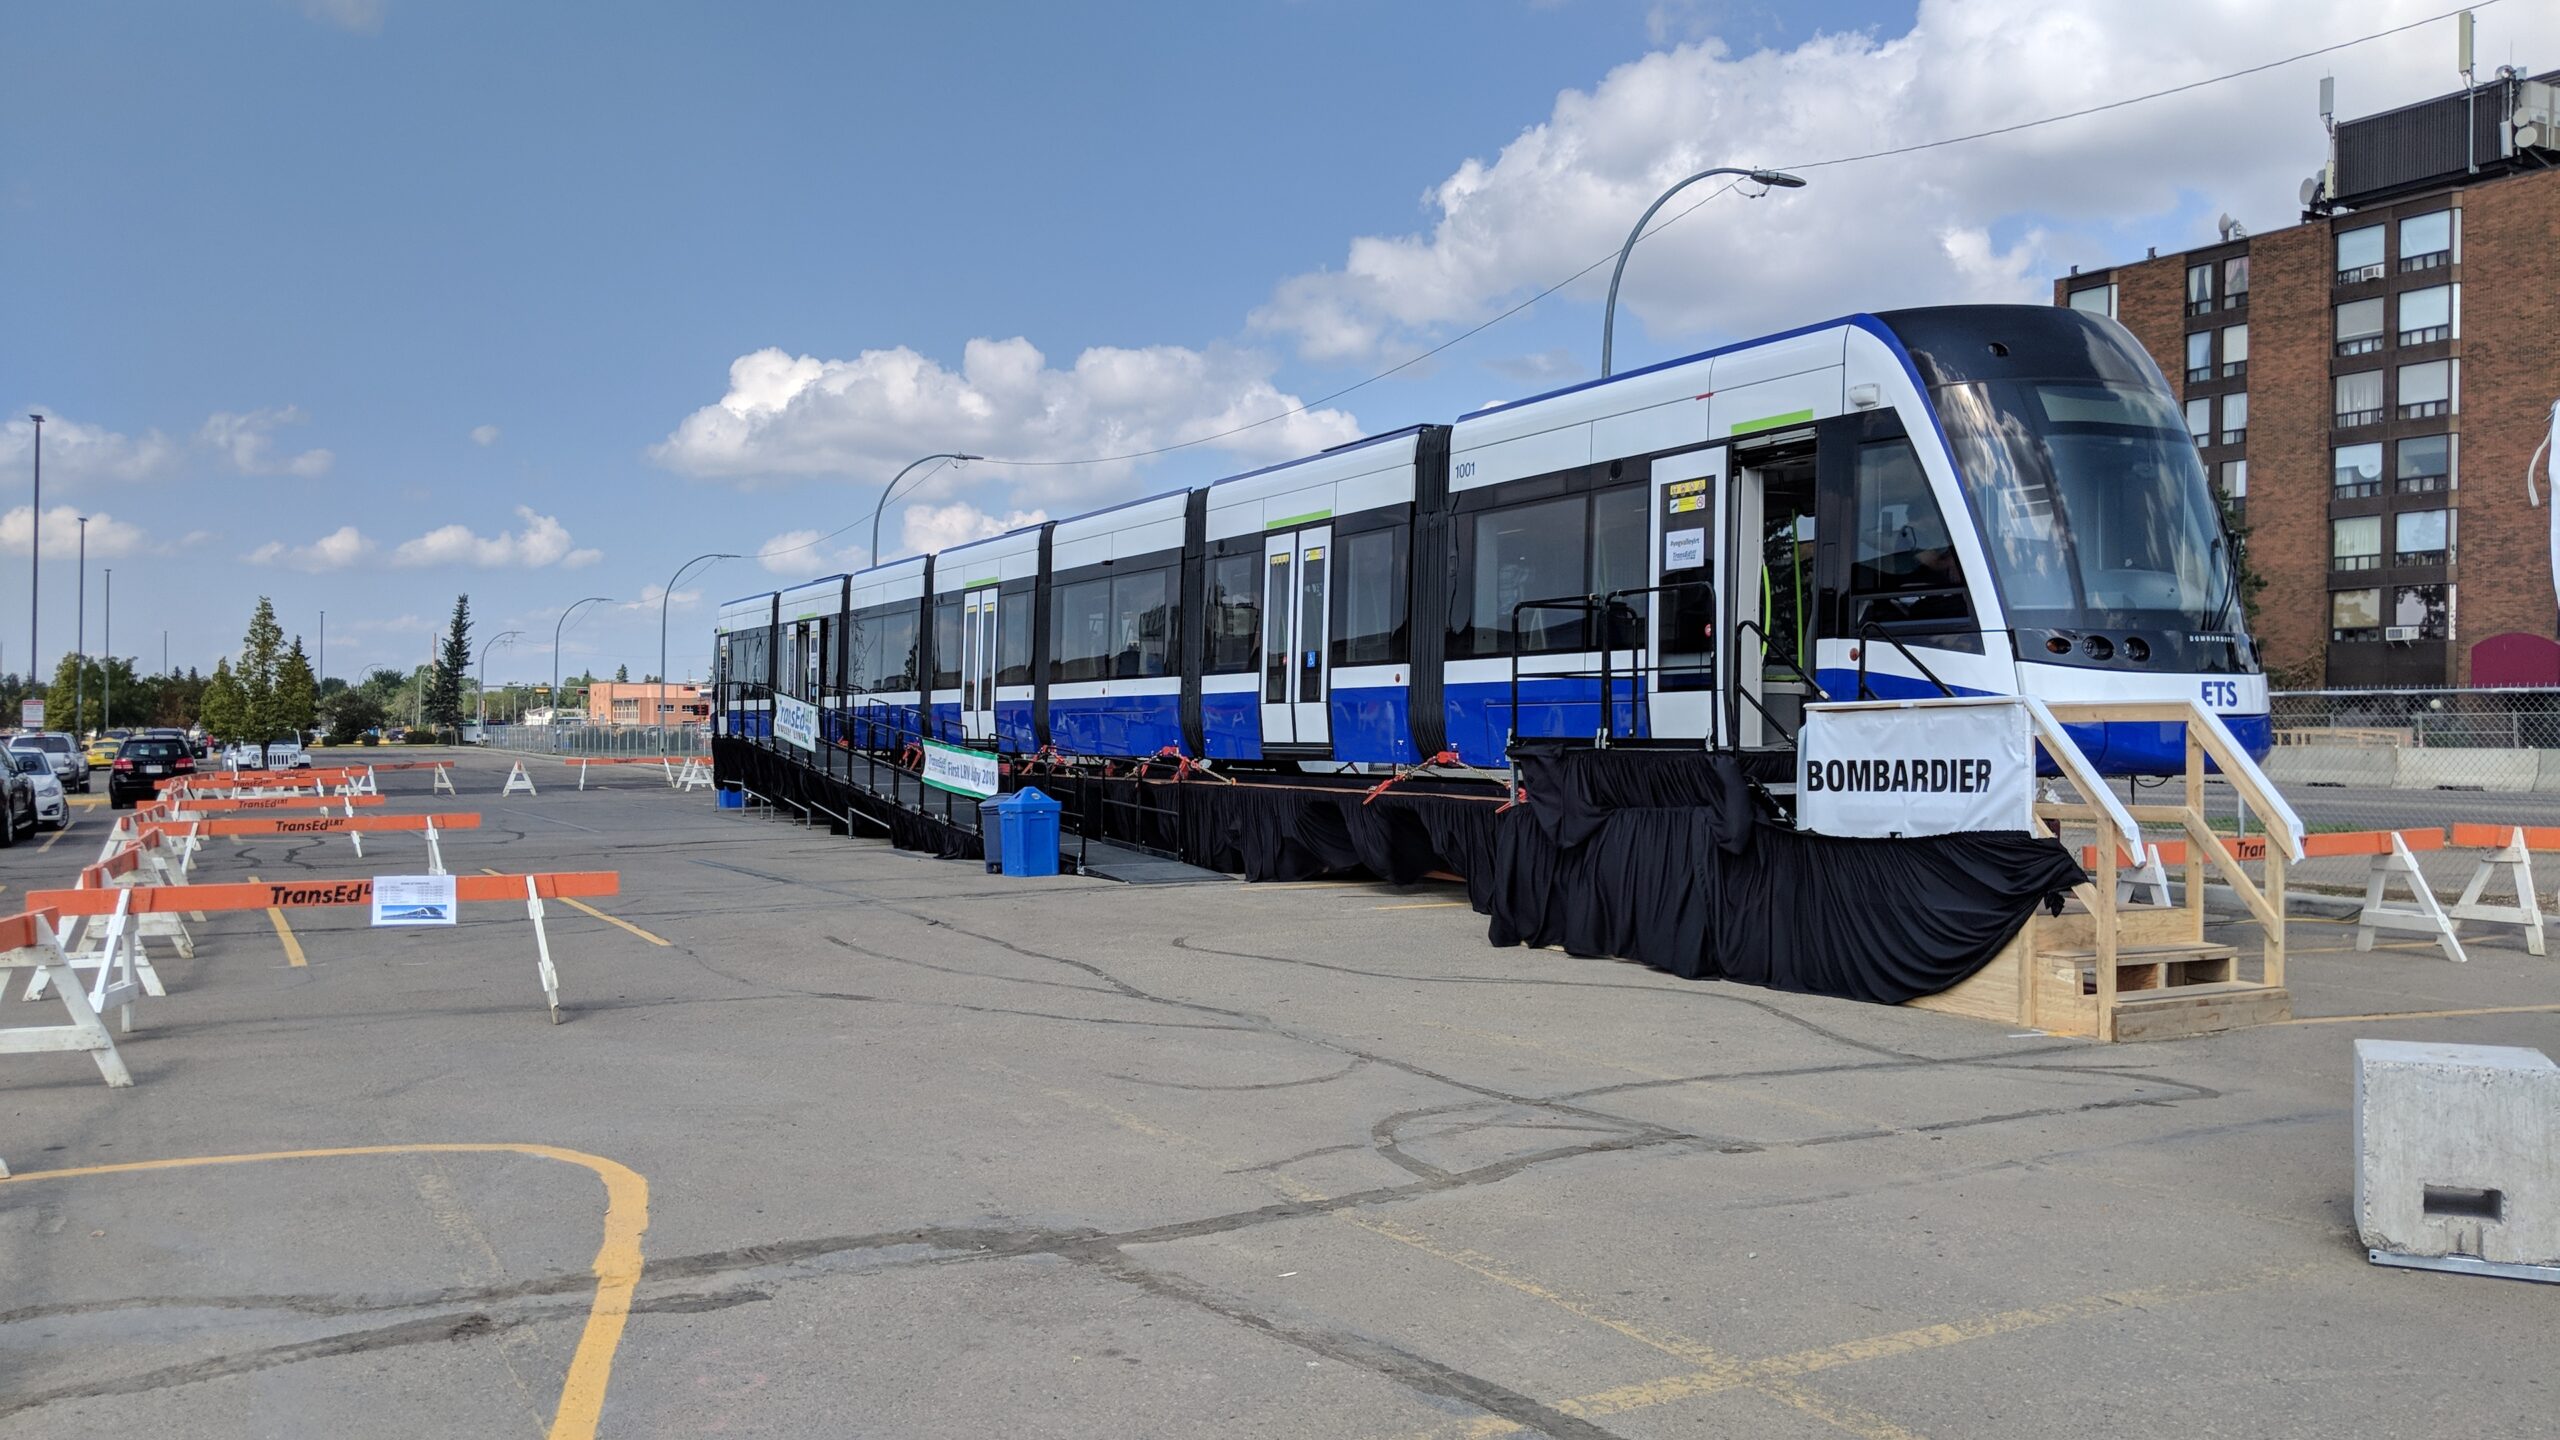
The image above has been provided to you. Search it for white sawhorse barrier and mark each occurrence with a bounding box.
[501,760,538,796]
[2445,824,2550,958]
[674,757,713,792]
[2357,831,2468,964]
[0,913,134,1087]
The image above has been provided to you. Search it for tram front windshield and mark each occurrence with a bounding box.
[1933,379,2238,635]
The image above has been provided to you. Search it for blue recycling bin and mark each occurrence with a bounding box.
[982,787,1061,877]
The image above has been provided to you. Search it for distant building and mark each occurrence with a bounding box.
[584,680,708,726]
[2054,67,2560,689]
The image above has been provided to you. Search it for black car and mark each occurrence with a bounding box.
[0,758,32,844]
[109,735,197,808]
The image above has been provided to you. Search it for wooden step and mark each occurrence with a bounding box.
[2044,941,2242,994]
[2039,942,2237,964]
[2108,982,2292,1043]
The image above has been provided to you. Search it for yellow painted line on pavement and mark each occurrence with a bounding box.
[0,1142,648,1440]
[2286,1002,2560,1026]
[479,867,668,946]
[37,823,70,853]
[244,873,307,967]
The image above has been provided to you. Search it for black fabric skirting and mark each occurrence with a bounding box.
[713,739,2084,1005]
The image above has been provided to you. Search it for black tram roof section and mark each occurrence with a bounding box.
[1875,305,2161,390]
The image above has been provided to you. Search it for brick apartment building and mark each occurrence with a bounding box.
[583,680,710,726]
[2054,69,2560,690]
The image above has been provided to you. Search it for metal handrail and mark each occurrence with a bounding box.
[1726,619,1828,747]
[1853,621,1957,701]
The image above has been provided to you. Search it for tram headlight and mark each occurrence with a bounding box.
[2121,636,2150,663]
[2082,634,2115,661]
[2045,634,2073,656]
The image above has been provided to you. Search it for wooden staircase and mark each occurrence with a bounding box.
[1908,700,2303,1043]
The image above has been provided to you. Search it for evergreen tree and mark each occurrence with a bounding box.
[201,658,246,739]
[614,663,629,682]
[239,597,287,737]
[277,638,318,735]
[428,595,472,728]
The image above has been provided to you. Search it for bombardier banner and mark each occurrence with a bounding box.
[774,694,819,751]
[1795,698,2036,838]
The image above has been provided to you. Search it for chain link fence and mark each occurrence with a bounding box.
[473,723,711,757]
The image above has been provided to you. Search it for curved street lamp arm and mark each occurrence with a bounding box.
[869,452,984,564]
[1599,166,1804,378]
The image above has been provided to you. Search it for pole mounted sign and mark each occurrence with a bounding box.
[1795,697,2037,838]
[773,693,819,751]
[20,699,41,730]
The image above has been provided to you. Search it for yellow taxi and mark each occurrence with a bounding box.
[85,733,123,769]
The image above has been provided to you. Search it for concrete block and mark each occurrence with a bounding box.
[2261,745,2395,788]
[2397,748,2538,792]
[2355,1040,2560,1271]
[2535,750,2560,794]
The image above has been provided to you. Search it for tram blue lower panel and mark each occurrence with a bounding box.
[998,700,1036,754]
[1203,692,1260,760]
[1331,685,1418,765]
[1049,692,1184,757]
[1811,666,2272,776]
[1443,679,1645,768]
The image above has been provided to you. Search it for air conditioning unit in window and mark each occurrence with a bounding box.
[2384,625,2421,642]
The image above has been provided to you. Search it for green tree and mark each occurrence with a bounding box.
[428,595,472,729]
[239,597,288,737]
[277,638,318,735]
[323,689,386,744]
[614,663,628,682]
[201,658,246,739]
[45,654,143,735]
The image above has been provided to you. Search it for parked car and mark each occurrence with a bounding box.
[264,734,311,769]
[85,734,121,769]
[0,755,33,844]
[8,732,89,794]
[9,749,66,829]
[225,741,265,770]
[109,734,196,808]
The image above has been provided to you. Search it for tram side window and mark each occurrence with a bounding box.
[929,598,962,691]
[1466,494,1587,654]
[1206,553,1259,674]
[1332,527,1407,666]
[1110,568,1174,678]
[1591,486,1649,648]
[731,627,770,691]
[1849,439,1970,627]
[996,591,1032,686]
[1050,577,1113,684]
[847,607,919,693]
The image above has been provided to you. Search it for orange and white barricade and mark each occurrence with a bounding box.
[2445,824,2554,957]
[147,811,480,877]
[25,841,194,1007]
[0,911,134,1087]
[26,871,620,1025]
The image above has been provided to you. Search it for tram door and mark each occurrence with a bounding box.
[1720,437,1820,749]
[1651,449,1724,744]
[960,587,999,742]
[1259,527,1333,748]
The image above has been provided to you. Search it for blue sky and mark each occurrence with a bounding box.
[5,0,2541,686]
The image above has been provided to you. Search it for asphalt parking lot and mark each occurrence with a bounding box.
[3,748,2556,1439]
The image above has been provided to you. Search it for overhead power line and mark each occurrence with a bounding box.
[955,2,2493,473]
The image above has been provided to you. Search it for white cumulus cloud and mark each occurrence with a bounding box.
[470,424,501,447]
[652,338,1363,505]
[1,413,179,485]
[198,406,335,477]
[901,502,1048,558]
[0,506,148,559]
[390,507,602,570]
[247,525,375,572]
[1251,0,2560,365]
[755,530,866,576]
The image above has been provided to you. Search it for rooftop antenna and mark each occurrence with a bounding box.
[2216,212,2249,242]
[2460,10,2479,175]
[2313,75,2338,214]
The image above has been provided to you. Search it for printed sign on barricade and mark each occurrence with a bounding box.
[774,694,819,751]
[1796,697,2036,838]
[921,738,1000,799]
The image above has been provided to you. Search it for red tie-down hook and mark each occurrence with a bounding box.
[1364,750,1463,805]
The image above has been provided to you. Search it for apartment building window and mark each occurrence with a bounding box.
[2333,443,2383,497]
[2398,210,2455,271]
[2220,324,2248,377]
[2331,588,2383,642]
[2393,509,2452,566]
[2185,330,2212,382]
[2398,284,2455,345]
[2332,516,2383,572]
[2393,584,2451,640]
[2185,264,2214,316]
[2219,391,2248,446]
[2335,297,2385,356]
[2219,460,2248,498]
[2067,284,2116,318]
[2223,255,2249,307]
[2185,396,2211,441]
[2336,224,2385,284]
[2396,434,2454,493]
[2334,370,2384,427]
[2397,359,2455,419]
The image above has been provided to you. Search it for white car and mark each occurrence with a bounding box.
[264,736,310,769]
[8,749,67,829]
[225,742,266,770]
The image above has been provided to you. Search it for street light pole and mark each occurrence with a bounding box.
[102,568,111,731]
[74,516,87,736]
[24,414,39,711]
[553,596,613,711]
[476,630,523,731]
[1599,166,1806,378]
[659,553,735,729]
[869,452,983,563]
